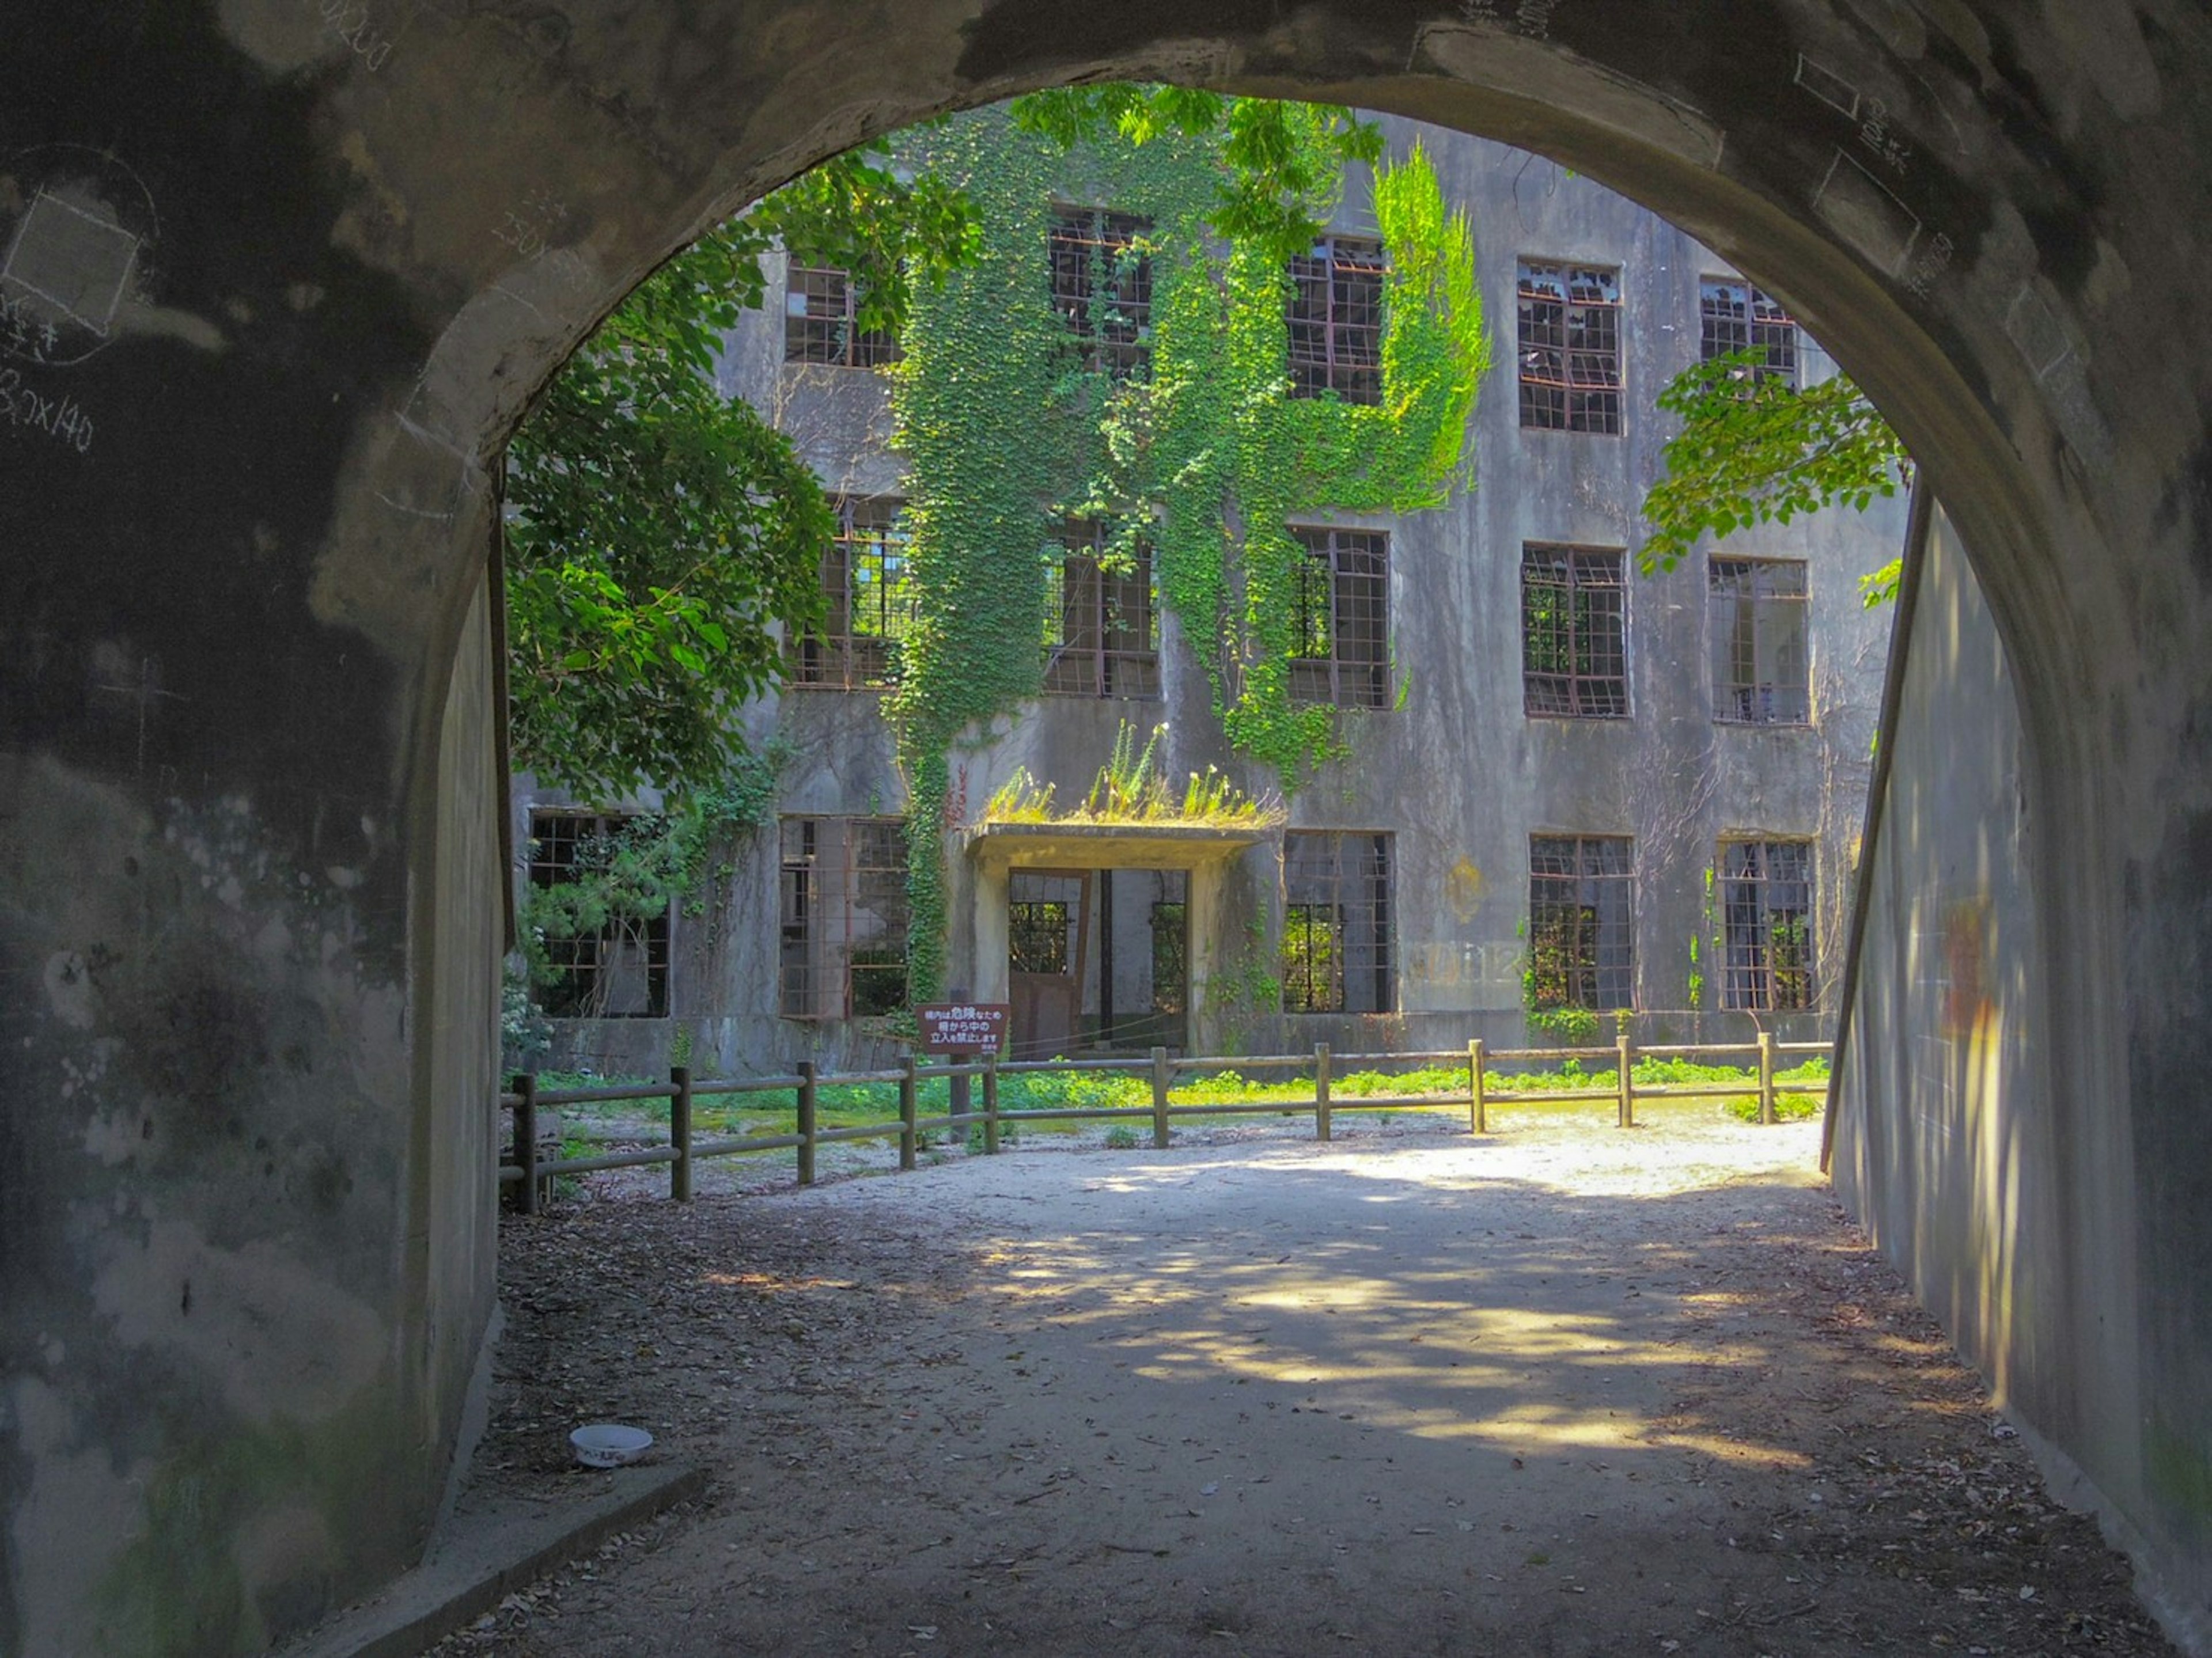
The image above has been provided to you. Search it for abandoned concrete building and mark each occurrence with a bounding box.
[516,114,1904,1077]
[12,5,2212,1655]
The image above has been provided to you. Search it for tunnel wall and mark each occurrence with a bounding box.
[3,2,2210,1652]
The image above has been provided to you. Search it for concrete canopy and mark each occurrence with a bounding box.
[3,2,2209,1652]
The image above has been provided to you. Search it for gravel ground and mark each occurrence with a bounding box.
[433,1107,2179,1657]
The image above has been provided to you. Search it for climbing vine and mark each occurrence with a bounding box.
[884,104,1489,999]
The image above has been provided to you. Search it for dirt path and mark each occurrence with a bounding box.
[438,1113,2176,1656]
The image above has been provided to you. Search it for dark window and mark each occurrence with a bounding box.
[1009,896,1074,976]
[1720,840,1816,1011]
[783,264,902,368]
[1289,527,1389,709]
[1042,523,1160,699]
[1709,557,1810,724]
[779,817,910,1018]
[790,498,912,689]
[1521,544,1628,718]
[1528,836,1635,1012]
[1282,832,1394,1014]
[1518,261,1622,433]
[1048,207,1153,378]
[1699,278,1798,385]
[526,812,670,1018]
[1287,236,1386,404]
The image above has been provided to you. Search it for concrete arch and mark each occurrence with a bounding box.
[3,4,2206,1651]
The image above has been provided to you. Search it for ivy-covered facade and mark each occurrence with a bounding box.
[515,110,1902,1076]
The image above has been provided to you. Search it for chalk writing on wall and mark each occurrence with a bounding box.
[0,145,158,369]
[0,366,93,454]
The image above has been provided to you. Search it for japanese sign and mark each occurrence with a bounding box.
[917,1003,1009,1053]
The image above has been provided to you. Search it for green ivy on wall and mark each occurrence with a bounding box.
[884,104,1488,1000]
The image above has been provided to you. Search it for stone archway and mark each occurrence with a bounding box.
[5,5,2207,1652]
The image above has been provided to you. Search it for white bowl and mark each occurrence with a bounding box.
[570,1423,653,1468]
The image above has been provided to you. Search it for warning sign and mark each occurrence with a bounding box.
[917,1003,1009,1053]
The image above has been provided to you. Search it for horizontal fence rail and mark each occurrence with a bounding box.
[496,1034,1831,1213]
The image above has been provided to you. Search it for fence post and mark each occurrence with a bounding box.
[1616,1033,1634,1129]
[899,1055,919,1171]
[1315,1043,1332,1143]
[515,1072,540,1217]
[1469,1040,1487,1136]
[796,1060,817,1187]
[982,1052,1001,1155]
[1758,1030,1776,1125]
[669,1065,694,1201]
[1151,1046,1171,1149]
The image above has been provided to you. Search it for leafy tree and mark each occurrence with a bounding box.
[503,151,978,801]
[1639,347,1908,605]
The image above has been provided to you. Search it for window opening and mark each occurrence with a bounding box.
[1517,261,1622,433]
[779,816,910,1018]
[784,263,902,368]
[1710,557,1810,724]
[1289,526,1389,709]
[1287,235,1386,404]
[1721,840,1816,1011]
[1048,207,1153,378]
[527,811,671,1018]
[1521,544,1628,718]
[1528,836,1635,1011]
[1042,522,1161,698]
[1699,277,1798,385]
[791,498,912,689]
[1282,831,1394,1013]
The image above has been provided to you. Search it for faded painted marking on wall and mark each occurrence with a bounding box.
[0,146,158,369]
[1812,147,1922,278]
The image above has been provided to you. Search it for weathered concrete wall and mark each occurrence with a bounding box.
[7,2,2212,1651]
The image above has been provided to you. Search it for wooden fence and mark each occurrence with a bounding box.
[497,1035,1830,1213]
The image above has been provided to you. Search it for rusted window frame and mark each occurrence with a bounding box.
[1281,830,1396,1014]
[1709,556,1810,725]
[1287,526,1391,710]
[1521,543,1629,718]
[789,497,912,691]
[1287,234,1387,405]
[1517,260,1623,434]
[1041,522,1161,700]
[1719,839,1816,1012]
[783,263,902,369]
[778,815,911,1020]
[1528,834,1636,1012]
[1048,206,1153,380]
[525,810,671,1019]
[1699,276,1798,386]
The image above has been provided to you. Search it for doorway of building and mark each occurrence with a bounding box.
[1007,867,1191,1057]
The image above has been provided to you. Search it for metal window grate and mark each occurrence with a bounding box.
[1528,835,1635,1011]
[1517,261,1622,433]
[779,817,910,1019]
[1042,523,1160,699]
[1048,207,1153,379]
[1720,840,1815,1011]
[783,264,902,368]
[525,811,670,1018]
[1287,236,1385,405]
[1699,277,1798,385]
[1521,544,1628,718]
[1709,557,1810,724]
[1281,831,1394,1014]
[1288,527,1389,709]
[791,498,912,689]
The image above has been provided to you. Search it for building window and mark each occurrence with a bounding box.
[784,264,902,368]
[1281,832,1394,1014]
[1699,277,1798,385]
[779,817,910,1018]
[526,812,670,1018]
[1517,261,1622,433]
[791,498,912,690]
[1521,544,1628,718]
[1048,207,1153,378]
[1289,527,1389,709]
[1287,236,1385,404]
[1710,557,1810,724]
[1042,524,1160,698]
[1528,836,1635,1012]
[1720,840,1815,1011]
